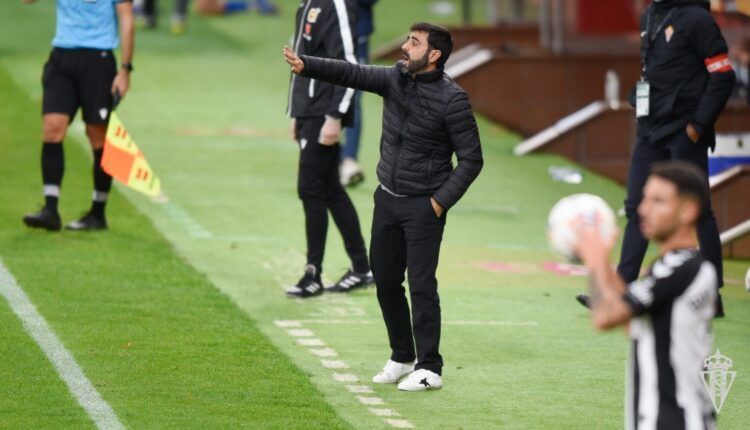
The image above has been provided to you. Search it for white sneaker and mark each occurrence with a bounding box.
[340,158,364,187]
[372,359,415,384]
[397,369,442,391]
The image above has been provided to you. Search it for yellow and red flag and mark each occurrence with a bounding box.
[102,112,161,197]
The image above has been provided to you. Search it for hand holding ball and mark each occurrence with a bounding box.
[547,194,617,263]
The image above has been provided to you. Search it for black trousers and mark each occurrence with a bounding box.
[619,130,723,286]
[296,117,369,275]
[371,186,446,375]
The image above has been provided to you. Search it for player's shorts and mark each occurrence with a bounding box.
[42,48,117,125]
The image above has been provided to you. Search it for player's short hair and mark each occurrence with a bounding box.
[650,161,710,215]
[410,22,453,68]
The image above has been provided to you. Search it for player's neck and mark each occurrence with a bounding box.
[658,227,698,256]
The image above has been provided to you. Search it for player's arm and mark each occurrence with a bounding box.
[283,47,391,96]
[687,11,736,141]
[586,254,633,330]
[112,0,135,99]
[321,2,357,120]
[575,221,632,330]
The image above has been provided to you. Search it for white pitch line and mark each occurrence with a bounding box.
[287,329,315,337]
[345,385,373,394]
[0,260,125,430]
[297,338,325,347]
[356,396,384,405]
[309,348,338,357]
[332,373,359,382]
[370,408,400,417]
[386,419,415,429]
[274,320,302,328]
[321,360,349,369]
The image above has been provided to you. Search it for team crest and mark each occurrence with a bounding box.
[701,349,737,413]
[665,25,674,43]
[307,8,322,23]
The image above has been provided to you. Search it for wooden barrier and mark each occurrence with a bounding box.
[711,166,750,259]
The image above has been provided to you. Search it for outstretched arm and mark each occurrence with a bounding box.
[283,46,391,97]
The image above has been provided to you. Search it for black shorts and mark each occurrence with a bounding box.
[42,48,117,124]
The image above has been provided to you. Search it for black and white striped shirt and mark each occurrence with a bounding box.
[623,249,717,430]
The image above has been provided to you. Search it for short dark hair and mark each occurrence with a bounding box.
[649,161,710,214]
[410,22,453,68]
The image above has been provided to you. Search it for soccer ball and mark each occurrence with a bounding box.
[547,193,617,262]
[745,267,750,292]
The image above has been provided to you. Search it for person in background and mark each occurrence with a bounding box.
[575,0,734,317]
[135,0,190,34]
[195,0,277,16]
[284,0,374,298]
[21,0,135,231]
[339,0,379,187]
[730,38,750,105]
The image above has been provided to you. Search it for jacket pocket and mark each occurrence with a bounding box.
[308,79,316,98]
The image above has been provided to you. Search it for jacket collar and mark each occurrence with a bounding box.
[397,62,445,83]
[415,67,445,83]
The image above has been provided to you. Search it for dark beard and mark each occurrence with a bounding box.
[406,50,430,74]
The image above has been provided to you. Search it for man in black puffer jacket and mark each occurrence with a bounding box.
[284,22,483,391]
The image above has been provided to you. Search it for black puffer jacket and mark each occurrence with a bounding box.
[299,56,483,210]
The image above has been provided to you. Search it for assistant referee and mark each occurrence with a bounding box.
[22,0,135,231]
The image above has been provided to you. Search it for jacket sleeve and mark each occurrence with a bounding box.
[689,11,736,133]
[432,92,484,210]
[300,55,391,96]
[318,0,358,118]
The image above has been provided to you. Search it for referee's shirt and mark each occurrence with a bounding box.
[623,249,717,430]
[52,0,125,50]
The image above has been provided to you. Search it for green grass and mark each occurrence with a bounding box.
[0,66,350,429]
[1,1,748,429]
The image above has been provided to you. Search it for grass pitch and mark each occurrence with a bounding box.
[0,1,748,429]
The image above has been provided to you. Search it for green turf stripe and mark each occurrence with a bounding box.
[0,63,351,429]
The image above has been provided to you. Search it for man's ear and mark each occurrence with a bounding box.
[679,199,701,226]
[428,49,442,66]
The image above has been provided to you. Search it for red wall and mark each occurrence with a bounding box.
[577,0,639,34]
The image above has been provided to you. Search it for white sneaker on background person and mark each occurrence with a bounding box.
[397,369,442,391]
[372,359,415,384]
[340,157,364,187]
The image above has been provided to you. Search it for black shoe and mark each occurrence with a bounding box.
[286,265,323,298]
[576,293,591,309]
[23,207,62,231]
[325,268,374,293]
[65,212,108,231]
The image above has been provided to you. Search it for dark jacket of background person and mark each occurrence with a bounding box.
[287,0,357,126]
[356,0,378,38]
[298,56,483,210]
[629,1,735,147]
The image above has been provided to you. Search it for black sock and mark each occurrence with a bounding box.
[41,142,64,213]
[91,149,112,219]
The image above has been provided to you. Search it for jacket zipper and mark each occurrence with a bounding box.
[286,0,312,116]
[391,80,416,194]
